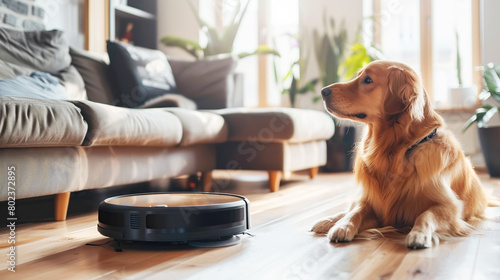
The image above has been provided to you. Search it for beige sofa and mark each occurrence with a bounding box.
[0,97,227,220]
[0,30,334,221]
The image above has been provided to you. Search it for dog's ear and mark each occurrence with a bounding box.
[385,66,425,121]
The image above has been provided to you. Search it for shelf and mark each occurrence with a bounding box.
[114,5,155,20]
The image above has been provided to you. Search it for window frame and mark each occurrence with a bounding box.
[371,0,482,110]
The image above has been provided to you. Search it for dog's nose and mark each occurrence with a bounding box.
[321,87,332,97]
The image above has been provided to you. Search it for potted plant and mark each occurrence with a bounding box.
[280,58,319,108]
[448,32,477,108]
[463,63,500,177]
[272,33,318,107]
[160,0,279,108]
[160,0,278,59]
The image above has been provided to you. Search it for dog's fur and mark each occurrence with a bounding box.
[312,60,489,249]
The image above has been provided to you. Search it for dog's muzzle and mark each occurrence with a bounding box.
[321,87,332,97]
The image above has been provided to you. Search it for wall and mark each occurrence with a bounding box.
[0,0,45,30]
[483,0,500,64]
[42,0,85,48]
[156,0,199,58]
[0,0,85,48]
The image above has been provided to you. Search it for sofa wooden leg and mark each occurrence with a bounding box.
[309,166,319,179]
[201,171,213,192]
[54,192,71,221]
[268,171,282,192]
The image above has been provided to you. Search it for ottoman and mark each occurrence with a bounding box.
[211,108,335,192]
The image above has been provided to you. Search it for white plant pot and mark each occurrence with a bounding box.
[448,85,477,108]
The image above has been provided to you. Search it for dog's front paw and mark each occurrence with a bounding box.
[406,230,435,249]
[328,222,357,243]
[311,218,337,234]
[311,213,346,234]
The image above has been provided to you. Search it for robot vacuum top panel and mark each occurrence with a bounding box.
[106,193,244,208]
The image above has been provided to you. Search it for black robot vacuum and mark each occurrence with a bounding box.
[97,192,250,246]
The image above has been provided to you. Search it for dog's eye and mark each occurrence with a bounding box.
[362,76,373,84]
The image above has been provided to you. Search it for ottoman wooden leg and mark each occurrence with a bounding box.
[268,171,282,192]
[201,171,213,192]
[54,192,71,221]
[309,166,319,179]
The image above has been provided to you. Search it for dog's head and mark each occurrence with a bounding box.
[321,60,427,125]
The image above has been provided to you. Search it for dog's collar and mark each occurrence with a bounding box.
[406,128,437,153]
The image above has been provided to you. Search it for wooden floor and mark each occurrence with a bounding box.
[1,172,500,279]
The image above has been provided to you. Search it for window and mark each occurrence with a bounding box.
[364,0,481,109]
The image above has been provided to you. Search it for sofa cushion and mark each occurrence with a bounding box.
[0,97,87,147]
[70,100,182,147]
[69,47,118,105]
[107,41,178,108]
[164,108,228,146]
[214,108,335,143]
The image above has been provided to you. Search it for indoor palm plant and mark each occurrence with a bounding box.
[160,0,278,59]
[275,33,318,108]
[159,0,278,108]
[463,63,500,177]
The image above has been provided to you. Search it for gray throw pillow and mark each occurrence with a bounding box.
[0,60,34,80]
[168,55,237,109]
[0,28,71,74]
[107,40,178,108]
[69,47,118,105]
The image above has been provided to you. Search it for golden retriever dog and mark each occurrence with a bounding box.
[312,60,489,249]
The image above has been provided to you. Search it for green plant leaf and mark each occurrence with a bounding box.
[463,105,499,132]
[160,36,202,59]
[479,106,499,126]
[283,61,299,82]
[462,114,478,132]
[483,65,500,103]
[183,0,251,58]
[298,79,319,94]
[289,76,298,107]
[215,0,251,57]
[478,89,491,101]
[341,43,371,80]
[238,45,280,59]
